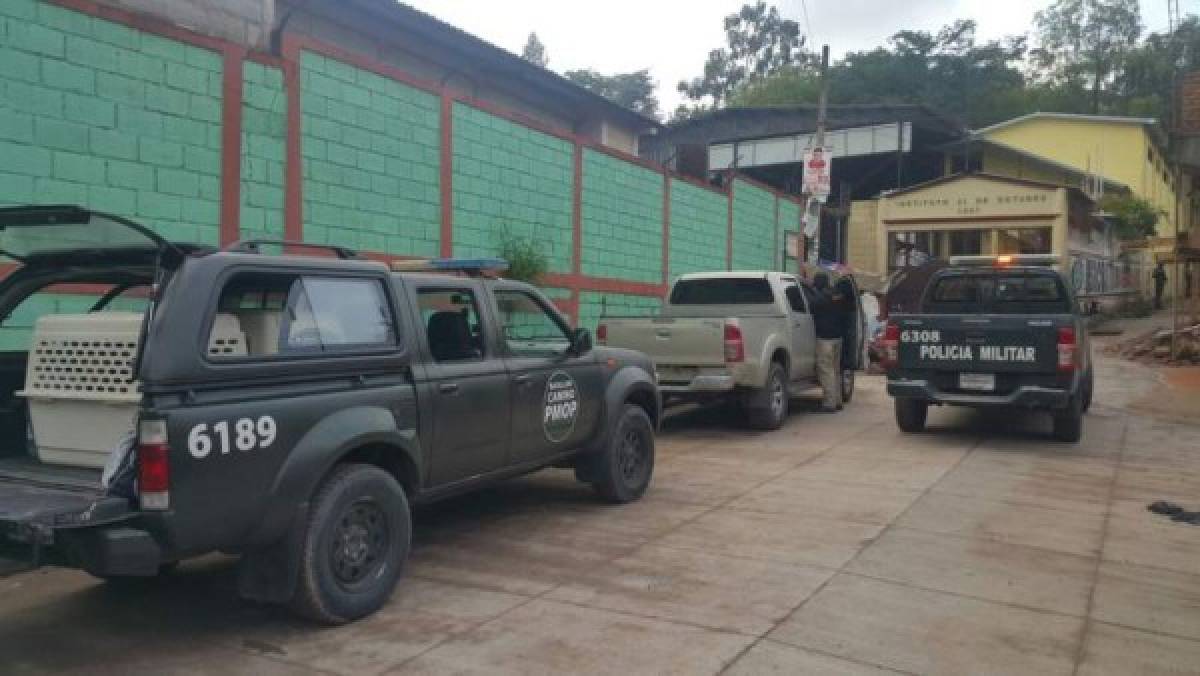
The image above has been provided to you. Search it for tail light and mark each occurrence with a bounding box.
[881,321,900,369]
[137,418,170,510]
[723,321,745,363]
[1057,326,1078,372]
[596,322,607,346]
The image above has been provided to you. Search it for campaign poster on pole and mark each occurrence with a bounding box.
[802,146,833,198]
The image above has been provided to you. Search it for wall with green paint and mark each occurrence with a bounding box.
[0,292,146,350]
[577,291,660,332]
[581,150,663,284]
[0,0,223,244]
[731,179,776,271]
[451,103,573,272]
[240,60,286,241]
[668,179,728,279]
[299,50,441,255]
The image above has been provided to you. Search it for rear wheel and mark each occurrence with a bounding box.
[746,363,788,430]
[1052,397,1084,443]
[841,369,856,404]
[894,398,928,433]
[584,403,655,504]
[289,464,410,625]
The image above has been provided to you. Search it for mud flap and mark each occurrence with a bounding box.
[237,502,309,604]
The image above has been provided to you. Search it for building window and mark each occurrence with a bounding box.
[997,227,1052,255]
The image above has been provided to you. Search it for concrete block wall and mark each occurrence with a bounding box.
[452,102,573,272]
[581,149,664,284]
[731,178,778,271]
[239,60,285,241]
[0,0,801,339]
[0,0,224,245]
[668,180,728,279]
[299,50,441,255]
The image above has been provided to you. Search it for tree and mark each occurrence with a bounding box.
[565,69,661,119]
[678,1,807,107]
[1031,0,1142,114]
[521,32,548,68]
[728,20,1028,127]
[1100,194,1161,240]
[1117,17,1200,124]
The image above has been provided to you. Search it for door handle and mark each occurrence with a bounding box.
[438,383,460,394]
[513,374,533,387]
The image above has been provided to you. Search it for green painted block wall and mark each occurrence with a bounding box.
[0,292,145,350]
[0,0,223,244]
[577,291,660,332]
[668,179,728,279]
[451,103,573,271]
[300,51,440,255]
[581,150,663,284]
[241,61,285,241]
[731,179,776,271]
[777,198,800,269]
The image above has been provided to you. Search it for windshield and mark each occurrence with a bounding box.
[924,272,1071,314]
[0,207,164,260]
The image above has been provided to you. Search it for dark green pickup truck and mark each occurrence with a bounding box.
[0,206,660,624]
[882,255,1094,442]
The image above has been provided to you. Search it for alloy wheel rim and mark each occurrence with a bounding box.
[330,499,389,587]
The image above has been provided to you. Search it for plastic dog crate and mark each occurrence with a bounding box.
[17,313,247,468]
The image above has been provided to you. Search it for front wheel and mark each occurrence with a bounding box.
[289,464,411,625]
[583,403,655,504]
[895,398,928,433]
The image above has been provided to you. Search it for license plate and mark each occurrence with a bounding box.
[959,373,995,391]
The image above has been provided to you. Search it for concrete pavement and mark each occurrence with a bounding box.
[1,345,1198,675]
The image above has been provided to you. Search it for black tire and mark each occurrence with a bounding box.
[584,404,655,504]
[746,363,788,430]
[895,398,928,433]
[841,369,855,404]
[1052,397,1084,443]
[1081,368,1094,413]
[288,464,411,625]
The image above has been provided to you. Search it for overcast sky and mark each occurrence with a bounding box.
[403,0,1175,113]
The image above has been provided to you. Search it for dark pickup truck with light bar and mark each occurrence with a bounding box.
[0,206,659,624]
[881,255,1094,442]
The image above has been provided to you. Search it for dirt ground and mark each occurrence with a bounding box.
[1,327,1198,675]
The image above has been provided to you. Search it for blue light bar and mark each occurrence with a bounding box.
[391,257,510,275]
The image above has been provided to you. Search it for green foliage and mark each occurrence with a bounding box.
[496,229,549,283]
[564,68,660,119]
[1100,194,1161,240]
[677,1,807,106]
[1031,0,1142,114]
[520,32,548,68]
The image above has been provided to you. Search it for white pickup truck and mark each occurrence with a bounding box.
[598,272,863,429]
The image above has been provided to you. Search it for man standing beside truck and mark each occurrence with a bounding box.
[811,273,844,411]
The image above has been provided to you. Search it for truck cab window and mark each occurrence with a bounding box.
[210,275,395,358]
[784,285,808,314]
[417,289,485,362]
[492,290,570,358]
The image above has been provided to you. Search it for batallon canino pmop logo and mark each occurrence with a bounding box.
[543,370,579,442]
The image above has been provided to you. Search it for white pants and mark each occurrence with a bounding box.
[816,338,843,410]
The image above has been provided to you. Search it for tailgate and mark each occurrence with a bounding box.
[895,315,1061,373]
[0,480,132,572]
[605,317,726,366]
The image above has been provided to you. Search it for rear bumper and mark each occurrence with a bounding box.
[657,374,736,394]
[887,378,1072,409]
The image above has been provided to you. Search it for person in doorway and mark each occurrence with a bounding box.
[811,272,844,412]
[1153,262,1168,310]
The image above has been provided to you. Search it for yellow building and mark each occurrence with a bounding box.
[974,113,1191,235]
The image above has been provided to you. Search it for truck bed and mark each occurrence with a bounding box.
[0,456,102,492]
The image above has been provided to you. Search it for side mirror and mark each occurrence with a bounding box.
[568,327,593,356]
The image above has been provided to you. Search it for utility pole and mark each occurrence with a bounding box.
[808,44,830,265]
